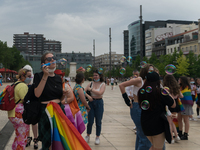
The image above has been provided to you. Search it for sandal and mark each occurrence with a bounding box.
[33,137,39,149]
[26,137,32,147]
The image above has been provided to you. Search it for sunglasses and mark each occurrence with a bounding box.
[45,56,56,62]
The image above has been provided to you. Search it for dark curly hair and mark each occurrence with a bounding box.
[75,72,84,84]
[93,70,104,82]
[163,74,180,96]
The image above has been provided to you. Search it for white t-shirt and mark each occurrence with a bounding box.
[110,78,114,83]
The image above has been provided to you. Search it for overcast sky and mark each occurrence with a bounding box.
[0,0,200,56]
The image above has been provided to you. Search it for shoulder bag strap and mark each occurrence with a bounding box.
[14,81,23,104]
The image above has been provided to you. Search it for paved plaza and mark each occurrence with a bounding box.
[2,81,200,150]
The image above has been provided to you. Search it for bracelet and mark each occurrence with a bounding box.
[42,78,47,81]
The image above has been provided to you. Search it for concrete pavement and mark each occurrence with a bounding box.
[3,81,200,150]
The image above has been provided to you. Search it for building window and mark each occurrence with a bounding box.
[194,45,197,52]
[190,46,192,51]
[145,32,151,38]
[171,48,172,53]
[186,47,188,51]
[145,39,152,44]
[182,48,184,51]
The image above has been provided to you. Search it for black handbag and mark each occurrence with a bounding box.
[85,82,93,101]
[160,112,172,143]
[22,83,41,125]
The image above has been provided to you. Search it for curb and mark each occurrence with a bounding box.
[0,120,14,150]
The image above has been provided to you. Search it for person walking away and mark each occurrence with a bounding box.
[110,77,114,90]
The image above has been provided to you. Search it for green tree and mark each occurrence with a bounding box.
[176,55,190,76]
[63,68,70,76]
[9,46,30,71]
[148,53,159,65]
[186,51,197,77]
[0,42,14,71]
[132,54,141,71]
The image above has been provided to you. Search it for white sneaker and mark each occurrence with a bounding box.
[133,126,137,130]
[85,136,90,143]
[197,116,200,119]
[190,117,197,121]
[171,139,175,144]
[174,136,180,142]
[192,118,197,121]
[95,137,100,145]
[135,130,137,134]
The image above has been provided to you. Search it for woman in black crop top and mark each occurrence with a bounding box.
[34,52,66,150]
[138,72,176,150]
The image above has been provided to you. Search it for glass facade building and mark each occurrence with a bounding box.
[128,20,141,60]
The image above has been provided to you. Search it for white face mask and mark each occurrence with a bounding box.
[48,67,56,73]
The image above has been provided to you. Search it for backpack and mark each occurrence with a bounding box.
[0,82,22,111]
[22,83,41,125]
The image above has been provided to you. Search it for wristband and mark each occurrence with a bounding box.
[122,93,131,106]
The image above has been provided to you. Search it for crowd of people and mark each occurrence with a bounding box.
[1,54,200,150]
[119,64,200,150]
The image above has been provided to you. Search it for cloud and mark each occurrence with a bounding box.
[0,0,200,56]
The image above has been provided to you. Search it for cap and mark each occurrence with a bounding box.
[54,69,65,76]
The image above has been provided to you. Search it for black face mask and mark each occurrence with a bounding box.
[179,83,182,86]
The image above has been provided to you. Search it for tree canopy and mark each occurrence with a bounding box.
[0,40,30,71]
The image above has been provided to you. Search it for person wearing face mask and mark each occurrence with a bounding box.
[85,70,106,145]
[23,65,39,149]
[33,52,67,150]
[8,68,32,150]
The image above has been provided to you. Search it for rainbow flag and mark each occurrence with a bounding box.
[177,98,185,112]
[180,87,193,106]
[0,88,7,103]
[45,102,91,150]
[173,118,179,132]
[195,91,198,102]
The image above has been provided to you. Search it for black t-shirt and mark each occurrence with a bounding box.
[33,72,63,102]
[141,93,174,136]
